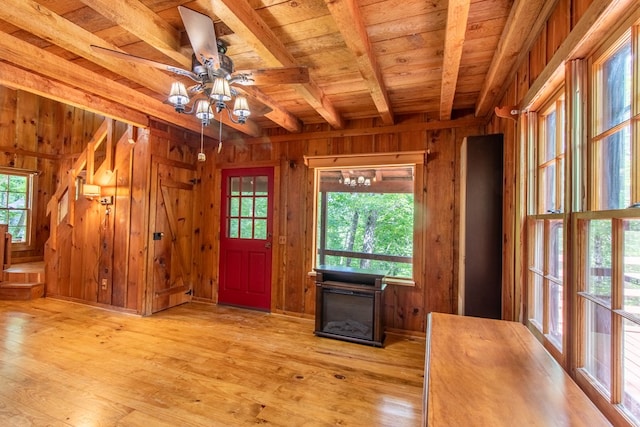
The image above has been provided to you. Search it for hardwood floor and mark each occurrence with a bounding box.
[0,298,425,426]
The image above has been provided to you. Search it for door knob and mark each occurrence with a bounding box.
[265,242,272,249]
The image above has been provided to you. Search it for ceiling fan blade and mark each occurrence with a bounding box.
[233,67,310,86]
[178,6,220,69]
[90,45,199,81]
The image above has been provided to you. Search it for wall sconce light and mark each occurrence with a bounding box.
[83,183,101,198]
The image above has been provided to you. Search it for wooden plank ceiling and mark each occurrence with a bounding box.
[0,0,550,138]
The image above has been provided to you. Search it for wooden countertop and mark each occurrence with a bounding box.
[423,312,611,426]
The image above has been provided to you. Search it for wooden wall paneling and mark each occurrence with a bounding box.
[15,91,38,164]
[81,200,101,302]
[274,142,290,312]
[516,59,531,108]
[234,140,252,164]
[190,161,203,302]
[423,128,456,318]
[110,132,137,308]
[500,83,519,321]
[54,223,73,297]
[301,148,316,318]
[0,86,17,148]
[282,140,308,314]
[374,132,399,152]
[128,128,151,312]
[529,28,547,85]
[572,0,594,27]
[546,0,571,61]
[98,171,117,306]
[194,153,217,302]
[68,200,85,299]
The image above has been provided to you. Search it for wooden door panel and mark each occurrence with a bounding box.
[148,163,196,314]
[247,251,267,293]
[218,167,273,311]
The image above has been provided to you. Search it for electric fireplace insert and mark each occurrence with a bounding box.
[314,266,387,347]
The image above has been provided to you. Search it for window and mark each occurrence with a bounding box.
[527,89,566,354]
[0,168,35,246]
[226,175,268,240]
[306,151,424,282]
[316,166,414,278]
[573,28,640,425]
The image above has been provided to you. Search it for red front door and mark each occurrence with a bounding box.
[218,167,274,310]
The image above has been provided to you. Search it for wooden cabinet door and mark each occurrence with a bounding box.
[147,162,196,314]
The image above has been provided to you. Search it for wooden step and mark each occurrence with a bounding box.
[3,261,45,283]
[0,282,44,300]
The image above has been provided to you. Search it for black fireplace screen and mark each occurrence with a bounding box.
[321,288,374,341]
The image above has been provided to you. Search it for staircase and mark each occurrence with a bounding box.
[0,261,45,300]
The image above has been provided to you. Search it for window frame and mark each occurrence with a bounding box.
[571,21,640,426]
[305,151,425,286]
[526,86,568,361]
[0,167,37,251]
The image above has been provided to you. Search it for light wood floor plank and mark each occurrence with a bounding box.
[0,299,425,426]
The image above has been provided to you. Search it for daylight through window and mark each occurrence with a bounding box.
[315,166,414,278]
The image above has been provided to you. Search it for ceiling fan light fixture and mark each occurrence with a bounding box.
[168,81,190,112]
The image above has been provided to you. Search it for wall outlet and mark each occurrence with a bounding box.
[278,236,286,244]
[101,278,108,290]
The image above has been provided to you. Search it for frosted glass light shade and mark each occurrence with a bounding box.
[168,82,189,106]
[210,78,231,102]
[195,100,213,121]
[232,96,251,118]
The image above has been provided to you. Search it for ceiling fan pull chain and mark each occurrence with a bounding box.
[197,120,206,162]
[218,115,223,154]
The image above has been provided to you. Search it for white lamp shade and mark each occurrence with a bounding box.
[168,82,189,106]
[233,96,251,118]
[195,100,213,121]
[210,78,231,102]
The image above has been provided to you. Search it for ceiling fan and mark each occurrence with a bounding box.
[91,5,309,125]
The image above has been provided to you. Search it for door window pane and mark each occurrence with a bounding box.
[584,300,612,394]
[225,174,270,240]
[255,219,267,239]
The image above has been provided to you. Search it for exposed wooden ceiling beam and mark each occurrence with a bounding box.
[0,30,219,138]
[0,0,261,137]
[204,0,345,129]
[475,0,558,118]
[79,0,301,132]
[324,0,394,125]
[440,0,470,120]
[0,62,149,128]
